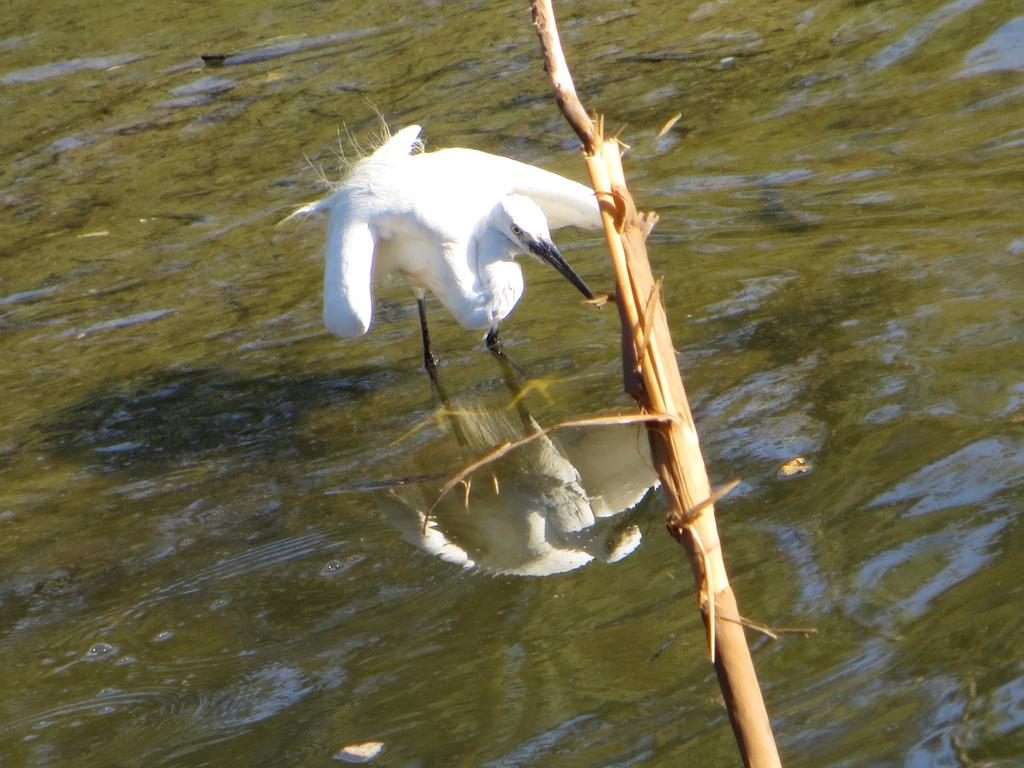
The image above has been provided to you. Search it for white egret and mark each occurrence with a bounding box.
[296,125,602,377]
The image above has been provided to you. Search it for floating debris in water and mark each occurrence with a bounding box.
[334,741,384,763]
[656,112,682,138]
[199,28,380,68]
[320,556,366,577]
[778,456,813,478]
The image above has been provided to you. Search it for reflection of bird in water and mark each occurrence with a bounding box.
[377,403,659,577]
[292,124,601,386]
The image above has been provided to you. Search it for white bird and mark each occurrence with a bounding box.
[297,125,602,374]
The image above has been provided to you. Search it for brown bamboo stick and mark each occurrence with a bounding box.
[529,2,782,765]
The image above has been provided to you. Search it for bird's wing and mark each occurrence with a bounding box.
[504,159,602,231]
[322,203,377,338]
[423,148,601,230]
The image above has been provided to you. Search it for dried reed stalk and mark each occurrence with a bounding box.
[529,2,782,765]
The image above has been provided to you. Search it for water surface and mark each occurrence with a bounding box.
[2,0,1022,765]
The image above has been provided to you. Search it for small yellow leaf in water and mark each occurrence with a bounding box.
[334,741,385,763]
[778,456,813,478]
[77,230,110,239]
[656,113,682,138]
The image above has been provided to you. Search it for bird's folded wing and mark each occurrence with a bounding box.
[502,158,602,231]
[428,148,601,231]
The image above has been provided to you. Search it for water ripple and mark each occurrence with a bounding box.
[0,685,192,733]
[868,438,1024,518]
[959,16,1024,77]
[55,309,175,339]
[2,53,146,85]
[868,0,987,72]
[850,516,1012,621]
[210,28,382,67]
[126,531,330,618]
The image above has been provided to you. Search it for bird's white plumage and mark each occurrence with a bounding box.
[309,125,601,338]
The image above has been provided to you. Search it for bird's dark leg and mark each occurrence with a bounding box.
[417,296,468,447]
[485,327,528,376]
[484,326,502,355]
[418,296,440,385]
[485,327,537,435]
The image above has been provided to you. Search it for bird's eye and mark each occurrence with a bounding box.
[511,224,522,236]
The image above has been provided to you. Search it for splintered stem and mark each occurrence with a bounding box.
[529,1,781,765]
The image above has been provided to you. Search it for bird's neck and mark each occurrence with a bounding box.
[475,224,517,267]
[474,228,524,326]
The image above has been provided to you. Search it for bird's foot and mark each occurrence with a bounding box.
[484,327,503,354]
[423,350,440,376]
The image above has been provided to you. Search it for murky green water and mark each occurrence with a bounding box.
[2,0,1023,765]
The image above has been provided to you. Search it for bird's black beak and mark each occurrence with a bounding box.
[526,237,595,300]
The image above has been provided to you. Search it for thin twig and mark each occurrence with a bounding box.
[666,477,741,660]
[668,478,741,529]
[716,612,819,641]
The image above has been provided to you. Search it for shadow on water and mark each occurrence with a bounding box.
[2,365,389,657]
[36,366,387,472]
